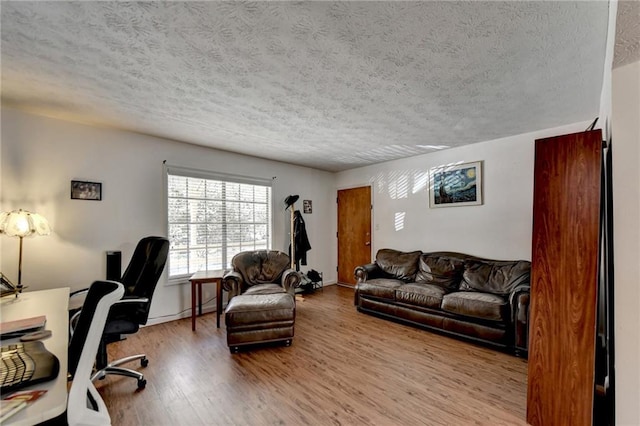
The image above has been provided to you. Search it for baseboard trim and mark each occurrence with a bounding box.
[145,304,217,327]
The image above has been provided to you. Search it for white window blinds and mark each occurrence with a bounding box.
[166,167,272,278]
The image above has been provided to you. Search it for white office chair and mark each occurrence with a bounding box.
[67,280,124,426]
[69,236,169,390]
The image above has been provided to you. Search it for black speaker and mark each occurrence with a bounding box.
[106,251,122,281]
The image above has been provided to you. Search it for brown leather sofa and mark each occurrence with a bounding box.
[354,249,531,356]
[222,250,301,352]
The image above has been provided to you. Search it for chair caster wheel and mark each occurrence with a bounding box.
[284,339,292,347]
[137,378,147,389]
[230,347,239,354]
[141,357,149,367]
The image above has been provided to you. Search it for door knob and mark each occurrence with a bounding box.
[365,241,371,246]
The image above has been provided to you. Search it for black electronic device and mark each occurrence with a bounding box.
[20,330,53,342]
[106,251,122,281]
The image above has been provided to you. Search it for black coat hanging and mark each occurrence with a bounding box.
[289,210,311,270]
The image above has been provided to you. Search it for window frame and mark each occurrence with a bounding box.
[163,164,273,285]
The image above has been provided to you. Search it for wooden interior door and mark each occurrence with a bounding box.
[527,130,602,426]
[337,186,371,286]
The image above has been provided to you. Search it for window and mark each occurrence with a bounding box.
[166,166,272,280]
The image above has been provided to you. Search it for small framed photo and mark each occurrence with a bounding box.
[303,199,312,214]
[71,180,102,201]
[429,161,482,208]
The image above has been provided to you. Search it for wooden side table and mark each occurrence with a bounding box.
[189,269,226,330]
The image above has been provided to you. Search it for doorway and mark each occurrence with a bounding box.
[337,186,372,286]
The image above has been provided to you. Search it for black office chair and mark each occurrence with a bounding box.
[91,236,169,389]
[67,280,124,426]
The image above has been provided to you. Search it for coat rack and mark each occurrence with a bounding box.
[285,195,299,269]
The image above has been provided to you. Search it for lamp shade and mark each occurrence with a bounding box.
[0,209,51,237]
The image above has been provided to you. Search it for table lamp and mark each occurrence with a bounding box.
[0,209,51,293]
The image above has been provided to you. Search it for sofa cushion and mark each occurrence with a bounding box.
[375,249,421,281]
[460,260,531,295]
[395,283,446,309]
[441,291,509,322]
[357,278,403,300]
[243,283,287,295]
[225,293,295,327]
[415,255,464,290]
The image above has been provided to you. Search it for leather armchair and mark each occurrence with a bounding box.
[510,284,531,356]
[223,250,301,300]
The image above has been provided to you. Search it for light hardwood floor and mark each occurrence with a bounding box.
[98,285,528,425]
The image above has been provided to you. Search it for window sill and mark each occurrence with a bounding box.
[166,276,190,287]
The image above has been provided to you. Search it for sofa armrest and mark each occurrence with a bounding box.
[354,263,383,306]
[354,263,382,283]
[509,284,530,355]
[281,268,302,296]
[223,271,244,300]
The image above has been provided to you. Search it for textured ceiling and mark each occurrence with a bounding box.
[1,2,610,172]
[614,0,640,69]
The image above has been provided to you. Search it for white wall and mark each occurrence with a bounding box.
[0,109,3,266]
[0,108,336,322]
[336,121,591,261]
[612,60,640,426]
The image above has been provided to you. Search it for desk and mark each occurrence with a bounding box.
[0,287,70,426]
[189,270,225,330]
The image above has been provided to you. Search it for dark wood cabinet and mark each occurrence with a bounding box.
[527,130,602,426]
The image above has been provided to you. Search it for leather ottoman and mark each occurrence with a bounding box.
[224,293,295,353]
